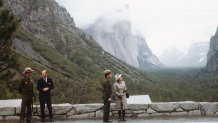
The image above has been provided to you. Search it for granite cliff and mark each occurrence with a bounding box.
[85,18,162,70]
[206,27,218,72]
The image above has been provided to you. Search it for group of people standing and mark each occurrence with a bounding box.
[102,70,128,122]
[18,67,54,123]
[18,67,127,123]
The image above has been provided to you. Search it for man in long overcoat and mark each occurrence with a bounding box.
[102,70,113,122]
[18,67,35,123]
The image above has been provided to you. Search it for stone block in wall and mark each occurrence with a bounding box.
[151,113,171,117]
[200,102,217,116]
[126,114,134,117]
[32,116,41,120]
[125,110,133,114]
[37,103,73,116]
[66,108,77,116]
[52,104,73,115]
[147,108,156,114]
[0,107,15,115]
[15,106,37,115]
[181,102,199,111]
[67,112,95,119]
[133,110,146,114]
[112,110,133,114]
[137,113,150,117]
[112,110,119,114]
[15,107,21,115]
[214,112,218,116]
[127,104,149,110]
[175,108,184,112]
[171,112,188,116]
[95,110,103,118]
[150,103,180,112]
[73,104,103,114]
[188,110,201,116]
[114,112,133,117]
[4,116,20,120]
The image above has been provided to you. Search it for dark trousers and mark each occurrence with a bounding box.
[103,99,110,121]
[20,96,32,122]
[39,95,53,119]
[118,110,125,119]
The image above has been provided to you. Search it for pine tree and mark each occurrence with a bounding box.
[0,0,20,98]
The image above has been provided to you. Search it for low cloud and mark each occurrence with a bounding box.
[56,0,218,56]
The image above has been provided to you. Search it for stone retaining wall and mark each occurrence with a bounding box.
[1,102,218,120]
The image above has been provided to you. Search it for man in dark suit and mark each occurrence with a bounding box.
[102,70,113,122]
[37,70,54,122]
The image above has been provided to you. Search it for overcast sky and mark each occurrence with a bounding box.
[56,0,218,56]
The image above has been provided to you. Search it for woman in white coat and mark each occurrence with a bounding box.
[114,74,128,121]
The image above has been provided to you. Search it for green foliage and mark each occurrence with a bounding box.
[11,28,152,104]
[147,68,218,102]
[0,3,20,99]
[14,28,218,103]
[13,30,107,103]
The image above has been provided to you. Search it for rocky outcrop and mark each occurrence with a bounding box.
[206,27,218,72]
[160,42,209,68]
[1,101,218,120]
[85,19,162,70]
[3,0,81,55]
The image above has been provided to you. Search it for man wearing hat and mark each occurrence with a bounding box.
[18,67,35,123]
[37,70,54,122]
[102,70,113,122]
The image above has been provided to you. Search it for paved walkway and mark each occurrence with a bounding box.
[1,117,218,123]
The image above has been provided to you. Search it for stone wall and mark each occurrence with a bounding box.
[1,102,218,120]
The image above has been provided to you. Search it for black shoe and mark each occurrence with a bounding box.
[122,118,126,121]
[118,118,122,121]
[26,119,31,123]
[104,120,113,122]
[50,119,54,122]
[41,118,45,122]
[20,120,24,123]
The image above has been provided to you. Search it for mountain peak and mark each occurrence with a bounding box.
[84,17,161,70]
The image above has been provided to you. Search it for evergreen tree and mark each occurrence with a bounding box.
[0,0,20,98]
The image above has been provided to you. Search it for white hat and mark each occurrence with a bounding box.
[23,67,34,74]
[104,69,111,75]
[115,74,122,81]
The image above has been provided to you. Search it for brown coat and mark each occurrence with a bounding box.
[18,76,34,97]
[114,81,128,110]
[102,80,112,101]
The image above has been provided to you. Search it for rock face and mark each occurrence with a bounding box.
[206,27,218,72]
[3,0,80,55]
[85,19,162,70]
[160,42,209,68]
